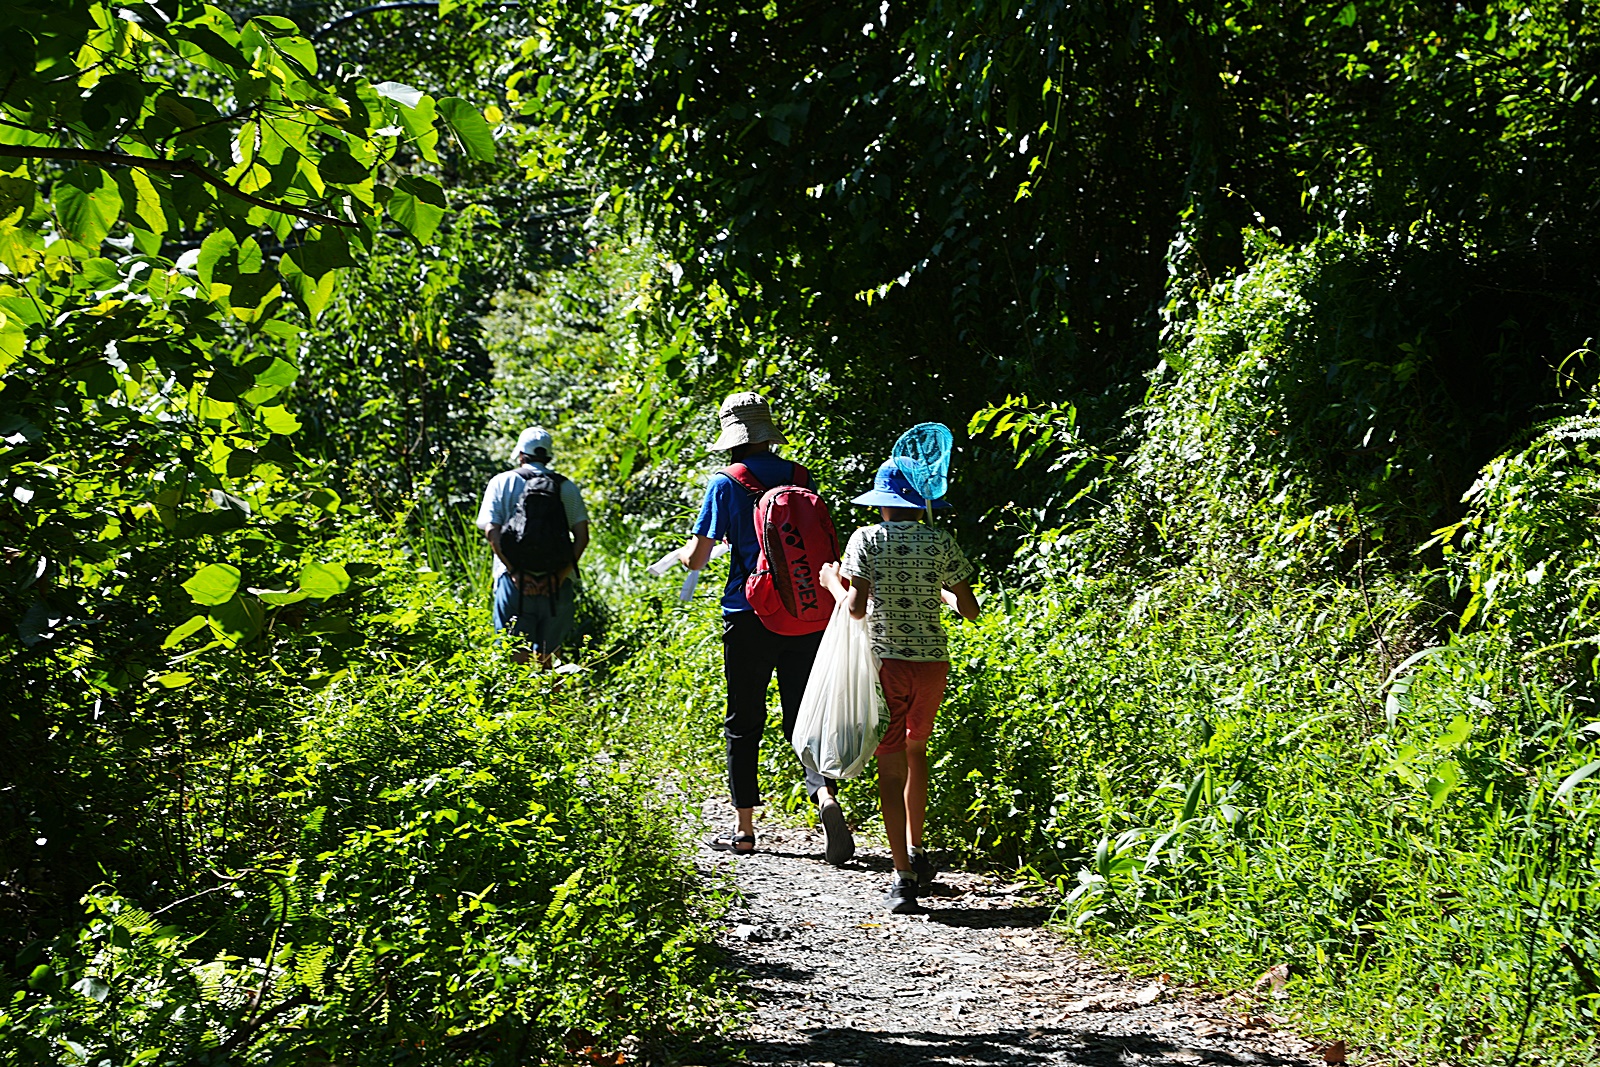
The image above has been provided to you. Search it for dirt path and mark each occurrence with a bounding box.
[694,801,1331,1067]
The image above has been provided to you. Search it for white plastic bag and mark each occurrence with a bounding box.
[792,600,884,779]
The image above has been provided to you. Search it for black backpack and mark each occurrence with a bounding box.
[500,469,575,575]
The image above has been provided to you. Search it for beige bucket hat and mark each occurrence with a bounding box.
[709,391,788,450]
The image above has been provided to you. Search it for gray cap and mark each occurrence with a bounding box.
[709,392,787,450]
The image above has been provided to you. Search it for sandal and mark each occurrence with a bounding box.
[706,830,757,854]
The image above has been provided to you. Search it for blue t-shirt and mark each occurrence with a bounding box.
[692,453,810,614]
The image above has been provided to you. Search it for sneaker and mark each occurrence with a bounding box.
[817,796,855,866]
[884,873,923,914]
[910,847,935,885]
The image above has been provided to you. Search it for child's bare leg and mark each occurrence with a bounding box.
[905,741,930,849]
[877,749,911,872]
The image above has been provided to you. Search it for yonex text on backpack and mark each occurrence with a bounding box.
[500,469,574,577]
[723,462,839,635]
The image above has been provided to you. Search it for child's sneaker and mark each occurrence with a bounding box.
[884,872,923,914]
[910,846,935,885]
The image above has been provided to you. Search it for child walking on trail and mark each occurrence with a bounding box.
[820,460,981,914]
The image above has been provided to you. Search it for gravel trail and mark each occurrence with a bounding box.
[694,802,1332,1067]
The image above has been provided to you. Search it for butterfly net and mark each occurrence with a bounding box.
[891,422,953,517]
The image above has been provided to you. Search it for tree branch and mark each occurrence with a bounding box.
[0,145,358,228]
[311,2,441,42]
[310,1,525,42]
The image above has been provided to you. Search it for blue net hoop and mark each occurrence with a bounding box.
[891,422,953,514]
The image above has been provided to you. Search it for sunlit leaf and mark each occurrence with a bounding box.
[373,81,425,110]
[438,97,497,162]
[388,176,446,242]
[299,561,351,599]
[163,614,210,648]
[209,593,265,644]
[53,166,122,251]
[182,563,242,606]
[1555,760,1600,803]
[258,405,302,435]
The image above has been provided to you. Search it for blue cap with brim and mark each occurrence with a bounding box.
[851,460,953,509]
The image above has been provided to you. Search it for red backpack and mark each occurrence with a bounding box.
[722,462,840,635]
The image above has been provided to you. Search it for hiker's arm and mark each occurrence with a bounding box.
[680,534,716,571]
[483,523,515,575]
[819,561,850,596]
[570,521,590,563]
[842,573,871,620]
[942,580,980,622]
[821,561,868,619]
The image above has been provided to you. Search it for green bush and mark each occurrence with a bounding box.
[1,535,728,1066]
[918,240,1600,1062]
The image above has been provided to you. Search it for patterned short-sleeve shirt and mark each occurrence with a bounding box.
[839,521,975,662]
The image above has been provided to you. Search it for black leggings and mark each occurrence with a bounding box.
[722,611,831,809]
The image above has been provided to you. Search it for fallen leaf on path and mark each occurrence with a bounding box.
[1322,1040,1348,1064]
[1060,983,1162,1014]
[1253,962,1290,998]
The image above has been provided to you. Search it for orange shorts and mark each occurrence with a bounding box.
[874,658,951,756]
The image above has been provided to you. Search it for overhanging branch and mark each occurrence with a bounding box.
[0,145,357,228]
[310,2,525,42]
[311,2,441,42]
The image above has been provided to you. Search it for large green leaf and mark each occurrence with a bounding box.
[388,176,445,242]
[279,254,337,322]
[0,175,36,222]
[438,97,496,162]
[316,145,368,185]
[299,561,351,599]
[179,25,250,70]
[209,593,265,645]
[163,614,211,649]
[53,166,122,251]
[289,229,357,278]
[182,563,242,606]
[195,229,238,289]
[258,405,302,435]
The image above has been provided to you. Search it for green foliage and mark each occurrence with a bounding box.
[0,531,726,1064]
[915,242,1600,1061]
[289,228,496,510]
[0,0,508,942]
[1441,407,1600,665]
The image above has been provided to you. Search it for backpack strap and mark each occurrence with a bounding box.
[515,467,567,487]
[723,461,809,495]
[721,462,768,497]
